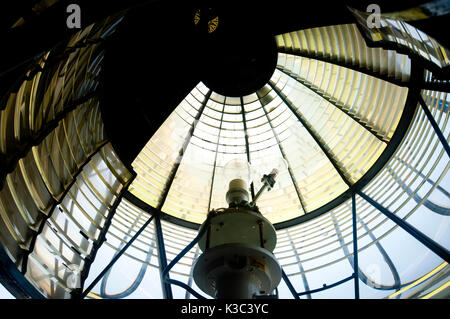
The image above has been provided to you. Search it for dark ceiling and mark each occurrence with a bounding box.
[100,1,357,165]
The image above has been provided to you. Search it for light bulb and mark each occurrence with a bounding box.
[251,156,288,190]
[223,158,252,205]
[223,158,252,187]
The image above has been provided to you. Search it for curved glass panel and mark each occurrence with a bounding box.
[130,24,410,224]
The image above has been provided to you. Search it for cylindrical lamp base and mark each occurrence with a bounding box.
[193,243,281,299]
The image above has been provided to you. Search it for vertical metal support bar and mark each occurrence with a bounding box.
[154,213,173,299]
[80,214,154,299]
[240,96,255,201]
[358,191,450,262]
[418,95,450,158]
[281,268,300,299]
[286,231,311,299]
[351,194,360,299]
[185,248,200,299]
[207,101,225,212]
[162,216,211,300]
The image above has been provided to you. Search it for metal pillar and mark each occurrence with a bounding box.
[154,213,173,299]
[351,194,360,299]
[240,96,256,201]
[281,269,300,299]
